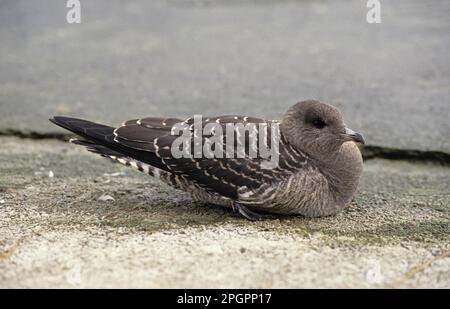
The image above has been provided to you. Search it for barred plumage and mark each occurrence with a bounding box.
[50,100,364,220]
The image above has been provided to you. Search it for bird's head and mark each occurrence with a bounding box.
[281,100,365,158]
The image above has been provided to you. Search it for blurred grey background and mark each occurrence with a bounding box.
[0,0,449,152]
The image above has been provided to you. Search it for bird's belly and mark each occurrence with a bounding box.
[238,173,343,217]
[190,189,232,207]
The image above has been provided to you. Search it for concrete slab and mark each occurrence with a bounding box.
[0,137,449,288]
[0,1,449,152]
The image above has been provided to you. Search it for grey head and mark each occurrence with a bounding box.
[281,100,365,160]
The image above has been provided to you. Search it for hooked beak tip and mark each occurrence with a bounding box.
[344,128,365,144]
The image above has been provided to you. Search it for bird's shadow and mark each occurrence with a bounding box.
[64,194,294,233]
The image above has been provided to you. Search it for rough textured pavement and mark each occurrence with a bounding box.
[0,137,449,288]
[0,0,449,288]
[0,0,449,152]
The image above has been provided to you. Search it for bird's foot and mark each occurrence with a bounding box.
[232,202,268,221]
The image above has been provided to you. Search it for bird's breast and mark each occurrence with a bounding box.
[238,142,363,217]
[326,141,364,205]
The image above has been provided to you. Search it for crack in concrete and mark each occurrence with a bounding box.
[361,146,450,165]
[0,130,69,141]
[386,250,450,288]
[1,130,449,165]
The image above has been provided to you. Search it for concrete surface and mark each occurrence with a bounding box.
[1,0,450,152]
[0,0,449,289]
[0,137,449,288]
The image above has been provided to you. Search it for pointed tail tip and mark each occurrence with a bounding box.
[48,116,80,132]
[49,116,65,125]
[49,116,86,129]
[48,117,61,127]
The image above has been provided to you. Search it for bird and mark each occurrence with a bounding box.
[49,100,365,220]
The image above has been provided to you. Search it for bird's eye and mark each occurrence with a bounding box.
[311,118,326,129]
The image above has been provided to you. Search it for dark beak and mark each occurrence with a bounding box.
[344,128,365,144]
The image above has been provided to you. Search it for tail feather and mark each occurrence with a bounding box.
[49,116,171,172]
[70,137,166,178]
[70,138,124,157]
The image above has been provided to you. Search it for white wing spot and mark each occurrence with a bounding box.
[153,137,160,157]
[239,190,254,198]
[117,158,128,165]
[153,168,161,178]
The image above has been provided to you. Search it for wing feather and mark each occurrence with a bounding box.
[110,114,309,200]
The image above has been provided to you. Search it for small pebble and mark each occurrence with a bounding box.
[103,172,125,177]
[98,194,115,202]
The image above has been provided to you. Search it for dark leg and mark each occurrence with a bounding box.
[232,201,268,221]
